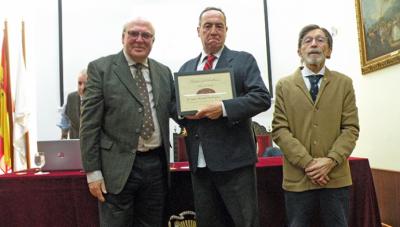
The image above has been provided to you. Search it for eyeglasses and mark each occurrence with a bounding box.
[126,30,154,40]
[301,36,327,45]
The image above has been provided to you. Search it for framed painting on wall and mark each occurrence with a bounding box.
[355,0,400,74]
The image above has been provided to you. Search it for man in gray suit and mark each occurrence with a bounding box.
[178,7,271,227]
[80,18,175,227]
[57,69,87,139]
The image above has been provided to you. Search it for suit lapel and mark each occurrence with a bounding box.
[112,52,142,103]
[215,47,233,69]
[293,69,313,104]
[294,67,332,105]
[315,68,331,105]
[191,54,202,71]
[76,93,81,116]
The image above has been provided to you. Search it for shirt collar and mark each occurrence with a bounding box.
[123,50,149,68]
[301,65,325,78]
[200,47,224,62]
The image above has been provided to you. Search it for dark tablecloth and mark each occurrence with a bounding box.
[0,157,381,227]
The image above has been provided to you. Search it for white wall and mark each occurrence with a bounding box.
[2,0,400,170]
[0,0,59,165]
[61,0,272,142]
[61,0,269,109]
[266,0,400,171]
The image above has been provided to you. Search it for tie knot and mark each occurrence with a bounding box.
[307,74,323,84]
[133,63,143,70]
[206,54,216,62]
[203,55,216,71]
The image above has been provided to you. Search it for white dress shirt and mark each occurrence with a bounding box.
[195,48,227,168]
[301,65,326,89]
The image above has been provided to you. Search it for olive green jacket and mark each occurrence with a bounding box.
[272,67,359,192]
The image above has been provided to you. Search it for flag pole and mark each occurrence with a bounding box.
[21,21,30,169]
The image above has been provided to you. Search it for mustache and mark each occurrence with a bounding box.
[307,49,322,55]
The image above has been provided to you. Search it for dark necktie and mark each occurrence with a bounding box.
[307,75,323,102]
[133,63,154,140]
[203,55,216,71]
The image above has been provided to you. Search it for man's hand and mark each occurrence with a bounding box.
[310,175,330,186]
[61,129,68,139]
[184,115,200,120]
[305,157,336,186]
[184,102,223,120]
[88,179,107,202]
[196,102,223,120]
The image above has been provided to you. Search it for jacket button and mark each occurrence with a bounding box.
[195,134,199,139]
[313,140,317,145]
[138,108,143,113]
[135,128,140,133]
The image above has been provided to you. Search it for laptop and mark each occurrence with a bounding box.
[37,139,83,171]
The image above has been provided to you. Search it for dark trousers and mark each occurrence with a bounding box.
[284,187,350,227]
[191,165,260,227]
[99,147,167,227]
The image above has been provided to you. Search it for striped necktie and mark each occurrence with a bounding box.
[203,55,216,71]
[307,74,323,102]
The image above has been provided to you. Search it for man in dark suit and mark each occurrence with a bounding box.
[80,18,175,227]
[58,69,87,139]
[178,7,271,227]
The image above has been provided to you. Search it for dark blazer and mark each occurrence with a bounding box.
[80,51,175,194]
[179,46,271,172]
[65,91,80,139]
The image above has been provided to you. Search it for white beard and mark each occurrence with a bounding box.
[303,53,325,65]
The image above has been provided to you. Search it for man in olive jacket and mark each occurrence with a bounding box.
[272,24,359,227]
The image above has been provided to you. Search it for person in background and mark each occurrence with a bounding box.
[57,69,87,139]
[178,7,271,227]
[80,17,175,227]
[272,24,360,227]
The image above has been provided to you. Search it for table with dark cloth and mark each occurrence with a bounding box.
[0,157,380,227]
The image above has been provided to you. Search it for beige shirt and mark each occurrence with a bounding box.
[124,52,161,151]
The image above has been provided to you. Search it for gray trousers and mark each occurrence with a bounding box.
[99,147,167,227]
[191,165,260,227]
[284,186,350,227]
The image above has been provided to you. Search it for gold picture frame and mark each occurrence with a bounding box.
[355,0,400,74]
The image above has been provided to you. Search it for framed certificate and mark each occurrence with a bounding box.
[174,68,236,116]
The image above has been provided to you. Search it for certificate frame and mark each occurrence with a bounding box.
[174,68,236,116]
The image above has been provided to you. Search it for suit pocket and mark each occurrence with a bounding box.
[100,133,114,150]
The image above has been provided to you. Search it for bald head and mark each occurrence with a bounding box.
[123,17,155,38]
[77,69,88,96]
[122,17,156,63]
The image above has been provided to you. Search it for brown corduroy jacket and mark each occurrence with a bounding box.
[272,67,359,192]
